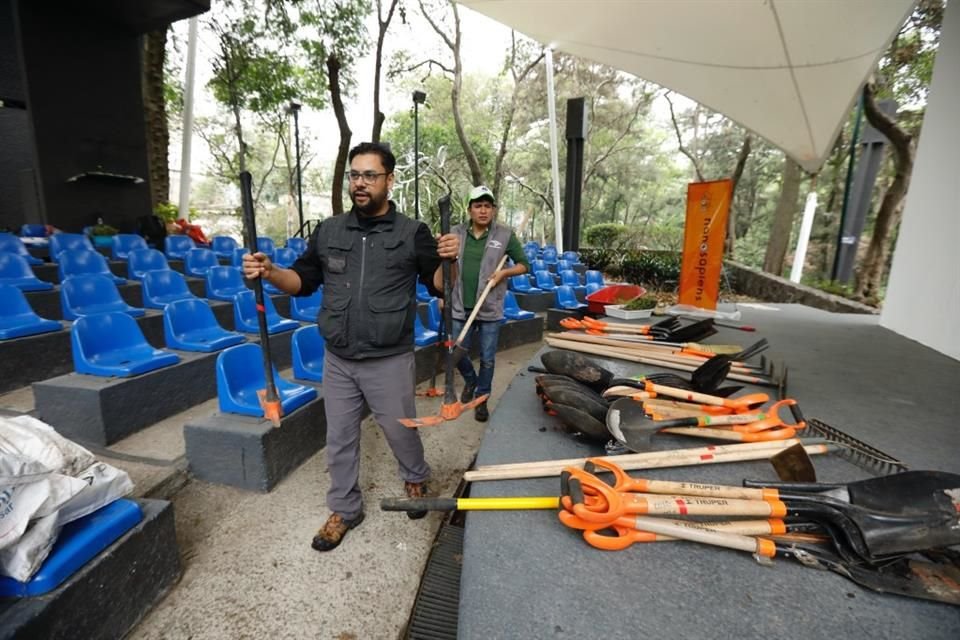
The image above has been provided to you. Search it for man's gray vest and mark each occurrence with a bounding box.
[451,222,513,322]
[313,207,422,360]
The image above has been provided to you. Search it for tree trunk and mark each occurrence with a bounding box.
[142,28,169,208]
[725,133,751,255]
[762,157,802,275]
[855,83,914,301]
[328,54,352,216]
[371,0,399,143]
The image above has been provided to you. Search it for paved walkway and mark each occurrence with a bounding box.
[124,342,542,640]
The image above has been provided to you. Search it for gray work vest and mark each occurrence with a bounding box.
[451,222,513,322]
[312,206,422,360]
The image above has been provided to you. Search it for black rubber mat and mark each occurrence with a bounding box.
[405,523,463,640]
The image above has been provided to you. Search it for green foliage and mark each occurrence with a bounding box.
[623,295,657,311]
[154,202,179,223]
[583,223,627,247]
[91,224,119,236]
[620,252,682,290]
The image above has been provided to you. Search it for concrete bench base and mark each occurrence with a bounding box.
[512,291,554,313]
[184,393,327,492]
[32,329,295,446]
[0,499,180,640]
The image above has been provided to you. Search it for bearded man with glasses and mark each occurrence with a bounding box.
[242,141,460,551]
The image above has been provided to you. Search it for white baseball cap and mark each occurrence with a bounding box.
[468,185,496,206]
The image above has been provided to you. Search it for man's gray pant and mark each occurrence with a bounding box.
[323,349,430,519]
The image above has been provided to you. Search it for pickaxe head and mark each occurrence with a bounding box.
[400,394,490,427]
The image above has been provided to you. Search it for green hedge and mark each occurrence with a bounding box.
[579,248,681,290]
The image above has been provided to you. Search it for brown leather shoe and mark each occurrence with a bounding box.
[311,512,365,552]
[404,481,429,520]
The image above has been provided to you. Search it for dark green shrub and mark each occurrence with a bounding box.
[583,223,628,248]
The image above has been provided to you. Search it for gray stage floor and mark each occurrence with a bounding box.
[458,304,960,640]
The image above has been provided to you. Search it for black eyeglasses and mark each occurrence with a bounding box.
[345,171,390,185]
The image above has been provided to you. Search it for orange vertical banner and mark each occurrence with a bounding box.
[678,179,732,310]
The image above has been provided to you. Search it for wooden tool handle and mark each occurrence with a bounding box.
[626,494,786,518]
[635,479,777,502]
[456,254,510,344]
[629,515,777,558]
[463,443,833,481]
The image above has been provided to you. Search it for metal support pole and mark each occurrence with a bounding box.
[545,48,563,253]
[413,90,426,221]
[178,17,198,218]
[292,104,304,232]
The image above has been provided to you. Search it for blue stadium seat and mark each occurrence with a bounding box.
[426,298,442,333]
[561,250,581,264]
[291,325,325,382]
[555,285,587,311]
[530,259,547,273]
[560,269,586,292]
[585,282,603,296]
[0,499,143,598]
[256,236,276,259]
[164,235,195,261]
[216,343,317,417]
[286,237,307,255]
[205,266,248,301]
[184,247,219,278]
[503,290,535,321]
[0,284,61,339]
[211,236,239,259]
[534,270,558,292]
[127,249,170,281]
[20,224,48,239]
[541,246,558,264]
[233,289,299,334]
[71,312,179,377]
[508,274,541,294]
[142,270,201,309]
[231,247,249,267]
[0,232,43,265]
[58,249,126,285]
[0,253,53,291]
[273,247,298,268]
[416,282,433,303]
[414,312,439,346]
[49,233,94,257]
[584,270,605,287]
[290,288,323,322]
[556,259,573,273]
[60,274,145,321]
[163,298,245,352]
[111,234,148,261]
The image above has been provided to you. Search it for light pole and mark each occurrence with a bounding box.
[286,101,304,233]
[412,90,426,220]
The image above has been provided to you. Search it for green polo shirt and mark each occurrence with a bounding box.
[461,228,530,308]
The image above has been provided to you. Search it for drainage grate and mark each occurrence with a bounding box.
[405,523,464,640]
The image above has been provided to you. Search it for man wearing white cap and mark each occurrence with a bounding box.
[450,185,530,421]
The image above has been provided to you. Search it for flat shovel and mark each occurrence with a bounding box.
[401,195,487,427]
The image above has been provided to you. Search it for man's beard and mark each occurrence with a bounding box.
[351,189,386,215]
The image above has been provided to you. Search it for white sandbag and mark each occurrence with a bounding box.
[0,511,60,582]
[0,480,54,551]
[0,415,95,478]
[56,462,134,526]
[0,451,53,487]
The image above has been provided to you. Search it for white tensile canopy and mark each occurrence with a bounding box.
[460,0,916,173]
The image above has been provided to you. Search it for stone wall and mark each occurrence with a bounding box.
[724,261,878,315]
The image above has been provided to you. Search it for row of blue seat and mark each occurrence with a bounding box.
[68,311,321,417]
[0,231,309,263]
